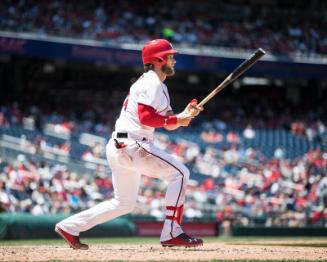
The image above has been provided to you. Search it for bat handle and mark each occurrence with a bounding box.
[198,97,211,107]
[198,75,232,108]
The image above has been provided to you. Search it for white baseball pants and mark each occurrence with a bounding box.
[56,137,190,241]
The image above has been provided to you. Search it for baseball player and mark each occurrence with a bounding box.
[55,39,203,249]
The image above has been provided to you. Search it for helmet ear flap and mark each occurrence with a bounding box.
[148,56,166,66]
[157,57,167,66]
[146,57,165,66]
[156,56,165,64]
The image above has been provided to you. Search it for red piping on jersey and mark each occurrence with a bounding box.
[138,103,177,128]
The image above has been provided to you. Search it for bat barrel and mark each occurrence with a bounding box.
[198,48,266,107]
[257,48,266,55]
[231,48,266,81]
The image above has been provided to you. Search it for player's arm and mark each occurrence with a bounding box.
[164,110,179,131]
[138,103,178,128]
[138,100,202,130]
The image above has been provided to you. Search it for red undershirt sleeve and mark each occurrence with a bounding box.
[138,103,177,128]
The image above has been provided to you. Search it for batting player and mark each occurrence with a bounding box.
[55,39,203,249]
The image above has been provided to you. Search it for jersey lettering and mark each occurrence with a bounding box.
[123,91,130,111]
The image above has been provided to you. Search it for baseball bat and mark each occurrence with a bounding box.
[198,48,266,107]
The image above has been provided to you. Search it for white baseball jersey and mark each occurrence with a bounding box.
[115,70,172,140]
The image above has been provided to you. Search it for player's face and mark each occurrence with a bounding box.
[162,54,176,76]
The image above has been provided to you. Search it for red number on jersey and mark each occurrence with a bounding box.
[123,91,130,111]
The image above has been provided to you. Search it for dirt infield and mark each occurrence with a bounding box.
[1,240,327,261]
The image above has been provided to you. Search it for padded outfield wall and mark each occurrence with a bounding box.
[0,214,326,239]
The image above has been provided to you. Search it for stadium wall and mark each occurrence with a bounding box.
[232,226,327,236]
[1,214,326,239]
[0,213,136,239]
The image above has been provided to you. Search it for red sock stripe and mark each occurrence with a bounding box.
[166,205,184,225]
[166,215,177,221]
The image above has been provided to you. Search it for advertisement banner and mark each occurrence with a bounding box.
[1,35,326,79]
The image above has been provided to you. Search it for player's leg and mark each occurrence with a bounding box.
[133,141,203,247]
[56,166,140,234]
[55,139,141,244]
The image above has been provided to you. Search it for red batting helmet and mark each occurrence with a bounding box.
[142,39,178,66]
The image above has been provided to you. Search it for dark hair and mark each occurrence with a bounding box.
[144,63,155,72]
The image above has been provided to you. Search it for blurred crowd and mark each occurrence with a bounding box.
[0,102,113,137]
[1,88,326,141]
[0,156,113,215]
[0,88,326,227]
[0,102,326,226]
[0,0,326,56]
[0,97,326,160]
[155,134,327,226]
[0,143,326,227]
